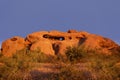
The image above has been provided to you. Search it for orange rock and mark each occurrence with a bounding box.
[25,30,119,55]
[52,40,79,55]
[81,34,119,55]
[1,30,120,57]
[30,40,55,56]
[1,36,26,57]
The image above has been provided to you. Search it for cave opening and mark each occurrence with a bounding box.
[43,34,65,41]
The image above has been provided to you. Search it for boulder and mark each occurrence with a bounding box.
[30,40,55,56]
[80,34,119,55]
[1,36,26,56]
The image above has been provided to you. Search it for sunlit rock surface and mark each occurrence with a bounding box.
[1,30,120,57]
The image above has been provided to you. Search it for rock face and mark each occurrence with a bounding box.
[1,36,26,56]
[1,30,120,56]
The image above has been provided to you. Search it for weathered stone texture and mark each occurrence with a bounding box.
[1,30,119,56]
[1,36,26,56]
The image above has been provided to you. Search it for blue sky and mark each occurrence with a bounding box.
[0,0,120,45]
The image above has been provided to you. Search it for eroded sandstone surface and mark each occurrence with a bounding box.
[0,30,120,56]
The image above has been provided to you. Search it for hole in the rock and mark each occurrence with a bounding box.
[59,37,65,41]
[69,37,72,40]
[43,34,49,38]
[11,37,17,41]
[43,34,65,41]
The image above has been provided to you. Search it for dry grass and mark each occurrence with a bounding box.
[0,46,120,80]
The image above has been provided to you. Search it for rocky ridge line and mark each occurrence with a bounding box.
[0,30,120,57]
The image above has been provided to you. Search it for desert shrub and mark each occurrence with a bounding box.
[14,48,49,63]
[65,46,120,80]
[88,59,120,80]
[0,46,120,80]
[55,64,94,80]
[86,52,120,80]
[0,48,49,80]
[65,46,87,63]
[0,56,32,80]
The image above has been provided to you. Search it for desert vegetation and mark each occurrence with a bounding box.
[0,46,120,80]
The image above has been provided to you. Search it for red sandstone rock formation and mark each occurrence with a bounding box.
[1,30,119,57]
[1,36,26,56]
